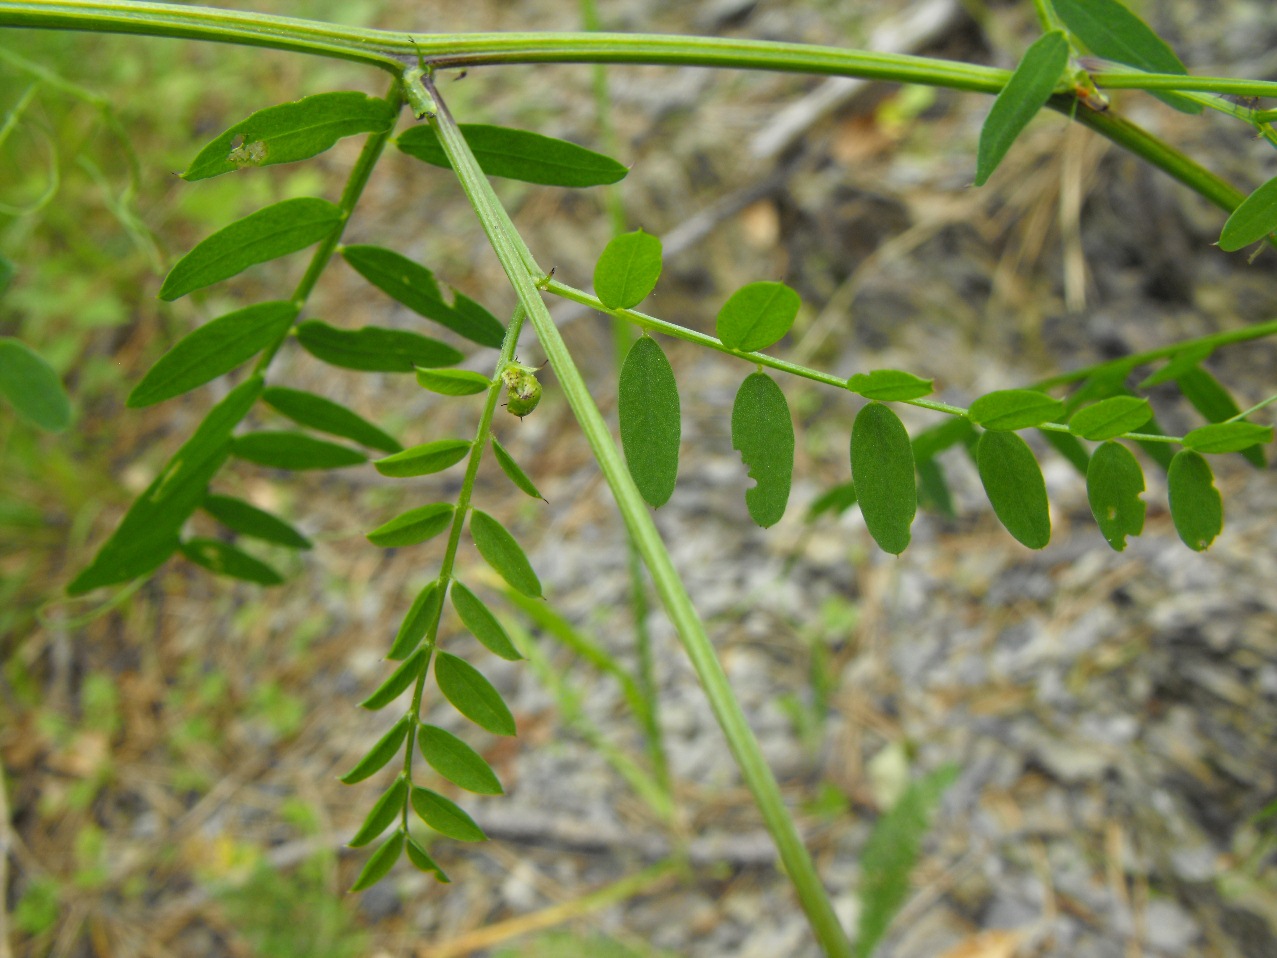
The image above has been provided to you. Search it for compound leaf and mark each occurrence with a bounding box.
[182,91,396,180]
[366,502,454,549]
[340,713,411,784]
[373,439,471,478]
[594,230,662,310]
[1069,395,1152,441]
[435,652,516,737]
[296,320,463,372]
[847,369,934,401]
[1086,441,1145,551]
[975,31,1069,186]
[451,582,522,661]
[398,123,626,187]
[410,786,487,842]
[491,437,544,501]
[262,386,401,453]
[128,302,296,408]
[968,389,1063,431]
[732,372,794,528]
[232,431,366,470]
[470,510,542,599]
[0,337,71,432]
[976,430,1051,549]
[418,724,504,795]
[68,376,262,594]
[1167,450,1222,551]
[716,281,801,353]
[618,336,680,508]
[850,402,916,554]
[348,777,408,848]
[159,198,341,300]
[179,537,284,585]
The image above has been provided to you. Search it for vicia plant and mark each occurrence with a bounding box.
[3,1,1277,955]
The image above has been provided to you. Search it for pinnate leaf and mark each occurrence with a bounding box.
[202,494,311,549]
[262,386,401,453]
[348,777,408,848]
[182,91,396,180]
[179,537,284,585]
[716,281,801,353]
[296,320,462,372]
[1220,176,1277,251]
[618,336,680,508]
[1167,450,1222,551]
[594,230,662,310]
[470,510,542,598]
[850,403,916,555]
[435,652,516,736]
[127,302,296,408]
[398,123,627,187]
[0,337,71,432]
[968,389,1063,431]
[1068,396,1152,441]
[340,714,411,784]
[410,786,487,842]
[1182,421,1274,454]
[848,369,934,401]
[976,430,1051,549]
[349,831,404,892]
[232,431,366,470]
[491,437,545,501]
[417,368,493,396]
[159,198,341,300]
[451,581,522,661]
[373,440,471,478]
[1086,441,1145,551]
[732,372,794,528]
[975,31,1069,186]
[418,724,504,794]
[68,376,262,595]
[341,245,505,347]
[366,502,454,548]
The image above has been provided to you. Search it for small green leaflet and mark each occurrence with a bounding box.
[976,430,1051,549]
[182,91,396,181]
[1068,396,1152,441]
[1176,367,1265,467]
[1138,345,1212,389]
[179,537,284,585]
[340,713,412,784]
[1053,0,1200,114]
[373,439,471,478]
[406,835,450,883]
[418,368,492,396]
[470,510,542,598]
[916,457,955,519]
[366,502,454,548]
[159,198,342,301]
[968,389,1064,431]
[808,481,857,520]
[388,580,443,660]
[594,231,662,310]
[618,336,680,508]
[398,124,627,188]
[128,302,296,408]
[360,647,429,709]
[850,403,916,555]
[451,581,522,661]
[1040,429,1090,476]
[847,369,934,401]
[491,437,545,501]
[1182,421,1273,454]
[411,786,487,842]
[348,777,408,848]
[1221,175,1277,251]
[262,386,401,453]
[68,376,263,595]
[296,321,463,372]
[1167,450,1222,551]
[0,337,71,432]
[716,281,801,353]
[975,31,1069,186]
[418,724,504,795]
[202,494,311,549]
[349,831,404,892]
[910,416,975,462]
[341,245,505,348]
[1086,441,1145,551]
[732,372,794,528]
[232,431,366,470]
[435,651,517,736]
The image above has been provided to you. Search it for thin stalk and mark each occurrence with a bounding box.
[424,76,853,957]
[255,78,403,371]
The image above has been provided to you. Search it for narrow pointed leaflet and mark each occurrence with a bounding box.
[850,403,916,554]
[373,440,471,478]
[202,494,311,549]
[435,652,516,736]
[296,321,462,372]
[975,30,1068,186]
[262,386,401,453]
[179,538,284,585]
[411,786,487,842]
[232,432,366,470]
[0,337,71,432]
[366,503,454,548]
[451,581,523,661]
[618,336,681,508]
[398,124,627,187]
[469,510,542,598]
[418,724,504,794]
[1220,175,1277,252]
[732,372,794,528]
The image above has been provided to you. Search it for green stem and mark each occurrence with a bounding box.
[425,77,853,957]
